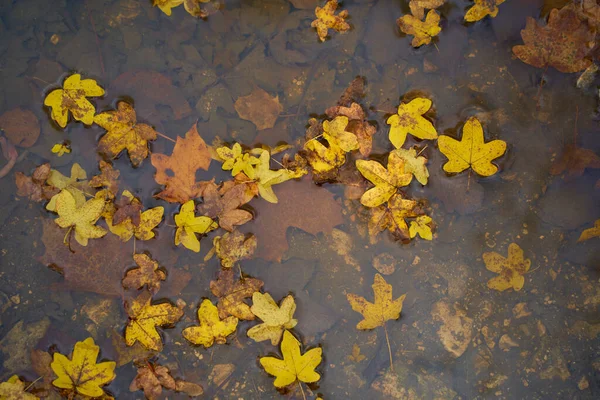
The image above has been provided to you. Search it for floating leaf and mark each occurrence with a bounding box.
[44,74,104,128]
[122,254,167,293]
[409,0,445,19]
[397,10,441,47]
[464,0,505,22]
[46,163,89,212]
[106,200,164,242]
[248,293,297,346]
[254,149,306,203]
[153,0,183,16]
[54,190,107,246]
[182,299,238,348]
[392,148,429,185]
[212,230,257,269]
[356,152,413,207]
[311,0,350,42]
[323,116,359,152]
[51,143,70,157]
[0,375,38,399]
[368,194,422,243]
[15,163,59,202]
[89,160,120,199]
[386,98,438,149]
[304,119,348,174]
[483,243,531,292]
[197,181,256,231]
[174,200,218,252]
[578,219,600,242]
[129,362,204,400]
[216,143,260,179]
[409,215,433,240]
[210,269,263,320]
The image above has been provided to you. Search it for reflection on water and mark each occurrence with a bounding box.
[0,0,599,398]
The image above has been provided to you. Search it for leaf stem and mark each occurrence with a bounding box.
[383,322,394,372]
[156,131,177,143]
[299,381,307,400]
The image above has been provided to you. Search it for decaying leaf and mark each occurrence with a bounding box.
[438,117,506,176]
[183,0,215,17]
[0,108,40,148]
[311,0,350,42]
[356,152,413,207]
[106,195,164,242]
[392,148,429,185]
[248,293,297,345]
[253,149,306,203]
[94,102,158,167]
[174,200,218,252]
[216,143,260,179]
[397,10,442,47]
[387,98,438,149]
[325,102,376,156]
[89,161,120,199]
[125,291,184,351]
[234,88,283,130]
[51,142,71,156]
[322,116,359,152]
[464,0,505,22]
[210,269,264,320]
[212,230,257,269]
[122,253,167,293]
[549,144,600,179]
[409,0,445,19]
[54,190,107,246]
[151,124,212,203]
[45,163,89,212]
[153,0,183,16]
[512,8,595,73]
[197,181,256,231]
[409,215,433,240]
[15,163,59,202]
[129,362,204,400]
[182,299,238,348]
[0,375,38,399]
[259,330,322,388]
[44,74,104,128]
[578,219,600,242]
[304,118,348,174]
[347,273,406,330]
[431,301,473,358]
[51,337,116,398]
[483,243,531,292]
[108,190,143,226]
[368,194,422,243]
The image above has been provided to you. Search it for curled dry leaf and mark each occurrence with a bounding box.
[311,0,350,42]
[15,163,59,202]
[234,88,283,130]
[464,0,505,22]
[89,160,120,199]
[483,243,531,292]
[356,152,413,208]
[397,10,442,48]
[409,0,445,20]
[248,293,297,345]
[0,108,40,147]
[386,98,438,149]
[198,181,256,231]
[122,253,167,293]
[182,299,238,348]
[44,74,104,128]
[210,269,264,320]
[213,230,257,269]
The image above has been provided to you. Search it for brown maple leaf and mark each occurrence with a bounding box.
[151,124,212,203]
[89,160,120,199]
[550,144,600,179]
[513,7,595,73]
[197,180,257,231]
[248,177,343,261]
[129,363,176,400]
[234,87,283,130]
[326,102,376,156]
[210,269,263,320]
[112,192,143,226]
[122,253,167,293]
[15,163,59,202]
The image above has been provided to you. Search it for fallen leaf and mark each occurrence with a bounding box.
[210,269,263,320]
[438,116,506,176]
[15,163,59,202]
[512,7,595,73]
[54,190,107,247]
[0,318,51,372]
[347,273,406,330]
[397,10,442,47]
[549,144,600,179]
[250,178,343,261]
[304,120,348,174]
[409,0,445,19]
[311,0,350,42]
[153,0,183,15]
[106,202,164,242]
[51,142,71,156]
[0,108,40,147]
[212,230,257,268]
[483,243,531,292]
[348,344,366,363]
[197,181,256,231]
[386,98,438,149]
[125,291,184,351]
[129,363,176,400]
[356,151,413,207]
[260,330,322,388]
[30,349,54,389]
[322,116,359,152]
[51,337,116,398]
[368,194,422,243]
[392,148,429,185]
[253,149,306,203]
[182,299,239,348]
[248,293,297,345]
[409,215,434,240]
[216,143,260,179]
[578,219,600,242]
[326,102,376,156]
[94,102,158,167]
[183,0,219,18]
[151,124,212,203]
[44,74,105,128]
[464,0,505,22]
[0,375,38,399]
[174,380,204,397]
[234,88,283,130]
[109,190,143,226]
[110,330,155,367]
[566,0,600,31]
[122,253,167,293]
[174,200,218,252]
[89,161,120,199]
[431,301,473,358]
[45,163,89,212]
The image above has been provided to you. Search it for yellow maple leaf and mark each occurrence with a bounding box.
[153,0,183,15]
[253,150,306,203]
[182,299,238,348]
[409,0,445,19]
[578,219,600,242]
[125,291,184,351]
[483,243,531,292]
[94,102,158,167]
[44,74,104,128]
[392,148,430,185]
[216,143,260,179]
[248,293,297,346]
[438,116,506,176]
[54,190,107,246]
[304,131,347,173]
[311,0,350,42]
[106,193,164,242]
[51,337,116,398]
[51,143,71,157]
[260,330,322,388]
[409,215,433,240]
[46,163,88,212]
[0,375,38,399]
[464,0,505,22]
[387,98,438,149]
[368,194,420,242]
[174,200,218,252]
[323,116,359,152]
[356,151,413,207]
[397,10,442,47]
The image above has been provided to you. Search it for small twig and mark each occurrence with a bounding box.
[304,133,324,145]
[298,382,307,400]
[24,376,42,392]
[156,131,176,143]
[416,145,428,157]
[383,323,394,372]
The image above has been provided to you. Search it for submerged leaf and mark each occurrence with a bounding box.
[578,219,600,242]
[347,274,406,330]
[483,243,531,292]
[0,375,38,399]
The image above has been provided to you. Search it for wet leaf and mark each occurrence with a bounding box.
[304,120,347,174]
[122,254,167,293]
[438,117,506,176]
[397,10,441,47]
[409,215,433,240]
[483,243,531,292]
[253,149,306,203]
[512,7,595,73]
[348,344,366,363]
[153,0,183,16]
[129,364,176,400]
[197,181,256,231]
[216,143,260,179]
[347,273,406,330]
[182,299,238,348]
[51,337,116,398]
[248,293,297,345]
[322,116,359,152]
[125,291,184,351]
[0,108,40,148]
[54,190,107,246]
[46,163,89,212]
[212,230,257,269]
[578,219,600,242]
[51,143,70,157]
[106,200,164,242]
[431,301,473,358]
[386,98,438,149]
[15,163,59,202]
[549,144,600,179]
[89,161,120,199]
[108,190,143,226]
[0,318,51,373]
[210,269,264,320]
[259,330,322,388]
[151,124,212,203]
[174,200,218,252]
[368,194,422,243]
[0,375,38,399]
[409,0,445,19]
[94,102,158,167]
[356,151,413,207]
[311,0,350,42]
[44,74,104,128]
[326,102,376,156]
[392,148,429,185]
[234,88,283,130]
[464,0,505,22]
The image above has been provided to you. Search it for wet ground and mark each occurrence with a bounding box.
[0,0,599,399]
